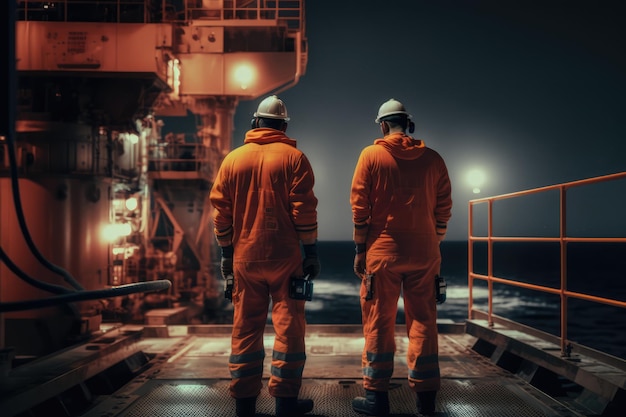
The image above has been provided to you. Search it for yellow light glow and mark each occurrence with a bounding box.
[167,59,181,99]
[112,198,125,210]
[125,245,139,258]
[233,63,256,90]
[125,197,138,211]
[467,169,485,186]
[112,247,125,255]
[101,223,132,242]
[466,168,486,194]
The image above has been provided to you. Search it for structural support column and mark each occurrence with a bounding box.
[0,0,17,352]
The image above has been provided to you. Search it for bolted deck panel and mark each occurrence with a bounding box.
[4,322,624,416]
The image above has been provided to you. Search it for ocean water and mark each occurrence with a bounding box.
[306,240,626,360]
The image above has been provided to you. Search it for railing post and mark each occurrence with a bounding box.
[467,172,626,356]
[488,199,494,327]
[560,186,569,357]
[468,201,474,320]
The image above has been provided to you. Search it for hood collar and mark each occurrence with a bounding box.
[374,132,425,160]
[244,128,297,147]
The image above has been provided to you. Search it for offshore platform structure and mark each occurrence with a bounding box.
[1,0,307,357]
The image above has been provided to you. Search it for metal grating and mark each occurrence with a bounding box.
[117,378,581,417]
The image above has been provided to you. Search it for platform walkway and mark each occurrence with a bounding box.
[81,322,596,417]
[3,321,625,416]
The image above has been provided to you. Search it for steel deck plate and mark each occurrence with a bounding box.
[79,327,586,417]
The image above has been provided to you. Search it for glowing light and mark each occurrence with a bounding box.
[112,245,138,258]
[167,59,181,99]
[112,198,125,210]
[101,223,132,242]
[466,169,486,194]
[125,197,138,211]
[112,247,125,255]
[128,133,139,144]
[125,245,139,258]
[232,63,255,90]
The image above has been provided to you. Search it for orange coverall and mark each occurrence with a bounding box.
[350,132,452,393]
[209,128,318,400]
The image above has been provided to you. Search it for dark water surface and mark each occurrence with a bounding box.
[306,240,626,360]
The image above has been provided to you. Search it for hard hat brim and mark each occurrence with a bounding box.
[375,111,412,123]
[254,112,290,121]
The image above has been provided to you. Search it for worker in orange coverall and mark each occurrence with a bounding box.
[350,99,452,416]
[209,95,320,417]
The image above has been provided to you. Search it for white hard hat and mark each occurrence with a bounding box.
[253,95,290,121]
[375,98,412,123]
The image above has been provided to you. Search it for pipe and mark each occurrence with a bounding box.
[0,280,172,313]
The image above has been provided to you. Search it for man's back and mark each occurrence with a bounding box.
[351,133,451,258]
[210,128,317,262]
[350,98,451,417]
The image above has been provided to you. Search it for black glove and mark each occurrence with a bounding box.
[302,244,321,280]
[353,252,366,278]
[353,243,366,278]
[220,245,233,279]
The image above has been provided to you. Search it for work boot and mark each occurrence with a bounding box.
[416,390,437,415]
[275,396,314,417]
[235,396,256,417]
[352,389,390,416]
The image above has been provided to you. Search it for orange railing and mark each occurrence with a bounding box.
[468,171,626,357]
[17,1,304,30]
[184,0,304,30]
[18,0,151,23]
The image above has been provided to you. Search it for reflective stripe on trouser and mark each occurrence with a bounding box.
[361,255,441,392]
[270,348,306,396]
[229,258,306,399]
[229,349,265,398]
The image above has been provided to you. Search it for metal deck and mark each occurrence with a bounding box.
[2,321,625,417]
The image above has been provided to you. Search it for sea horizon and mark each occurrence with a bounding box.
[308,240,626,360]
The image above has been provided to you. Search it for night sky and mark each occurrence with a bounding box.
[231,0,626,241]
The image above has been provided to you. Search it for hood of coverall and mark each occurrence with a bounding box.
[244,127,297,147]
[374,132,426,160]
